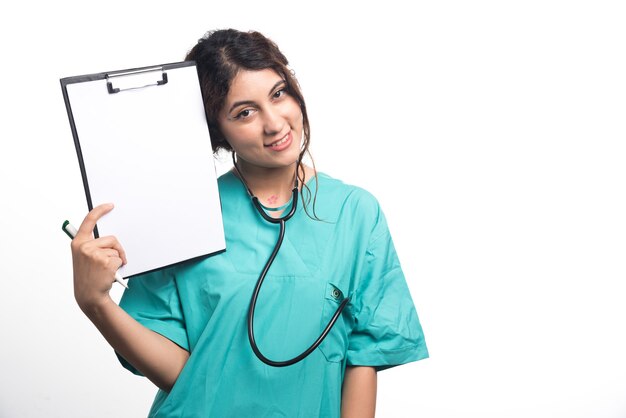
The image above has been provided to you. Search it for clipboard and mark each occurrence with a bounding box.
[61,61,226,279]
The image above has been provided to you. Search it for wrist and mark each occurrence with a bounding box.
[77,293,115,320]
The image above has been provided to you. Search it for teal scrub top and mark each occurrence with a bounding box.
[118,171,428,418]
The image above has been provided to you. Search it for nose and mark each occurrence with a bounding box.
[262,106,285,136]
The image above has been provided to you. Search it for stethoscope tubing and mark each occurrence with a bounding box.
[233,155,350,367]
[247,215,351,367]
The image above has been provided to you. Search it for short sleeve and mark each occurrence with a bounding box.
[116,267,189,375]
[346,205,429,371]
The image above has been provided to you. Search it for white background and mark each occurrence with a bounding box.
[1,1,625,417]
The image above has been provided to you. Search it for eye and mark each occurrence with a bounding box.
[235,108,255,120]
[273,88,287,99]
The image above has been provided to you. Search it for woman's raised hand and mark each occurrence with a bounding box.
[71,203,127,313]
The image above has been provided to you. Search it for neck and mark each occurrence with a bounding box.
[233,159,298,208]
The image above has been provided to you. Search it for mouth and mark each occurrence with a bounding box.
[265,132,292,148]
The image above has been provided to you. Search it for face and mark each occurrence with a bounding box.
[217,69,303,172]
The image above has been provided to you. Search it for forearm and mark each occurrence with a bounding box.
[71,205,189,392]
[341,366,377,418]
[82,297,189,392]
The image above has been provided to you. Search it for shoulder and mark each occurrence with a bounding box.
[216,170,247,200]
[316,172,379,205]
[217,170,239,189]
[313,172,382,222]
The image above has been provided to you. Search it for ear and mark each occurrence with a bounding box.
[209,126,231,152]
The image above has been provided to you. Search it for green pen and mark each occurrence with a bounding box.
[62,220,129,289]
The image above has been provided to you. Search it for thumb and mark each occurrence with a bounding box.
[75,203,115,241]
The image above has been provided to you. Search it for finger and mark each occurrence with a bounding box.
[99,248,122,258]
[94,235,128,266]
[75,203,114,241]
[105,255,124,272]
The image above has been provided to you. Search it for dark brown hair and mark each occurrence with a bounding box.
[185,29,319,218]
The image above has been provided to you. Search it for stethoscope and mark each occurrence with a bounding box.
[232,154,350,367]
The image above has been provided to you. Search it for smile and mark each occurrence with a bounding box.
[265,132,292,149]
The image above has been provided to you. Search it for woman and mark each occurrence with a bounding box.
[71,29,428,417]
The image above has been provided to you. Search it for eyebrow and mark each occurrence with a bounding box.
[227,80,286,114]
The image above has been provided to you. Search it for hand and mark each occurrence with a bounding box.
[71,203,127,313]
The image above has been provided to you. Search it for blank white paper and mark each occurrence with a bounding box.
[65,64,225,278]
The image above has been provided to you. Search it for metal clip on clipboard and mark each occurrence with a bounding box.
[106,66,168,94]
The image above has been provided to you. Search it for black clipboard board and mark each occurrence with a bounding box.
[61,61,225,278]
